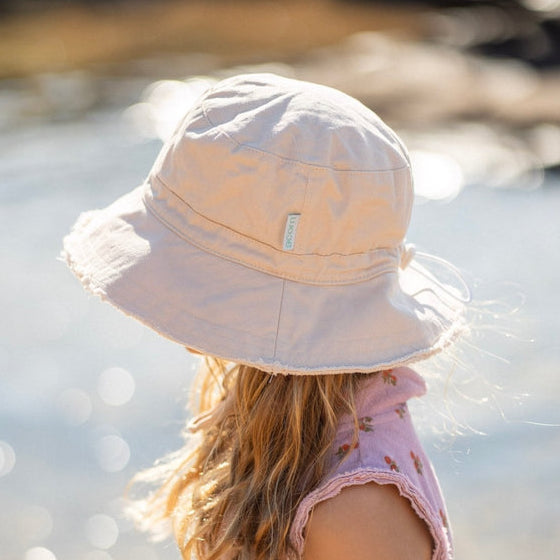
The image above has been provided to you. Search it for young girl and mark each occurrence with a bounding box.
[63,73,468,560]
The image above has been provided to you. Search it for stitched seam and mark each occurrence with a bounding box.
[200,101,410,174]
[272,279,286,360]
[145,190,397,285]
[153,175,281,252]
[150,176,400,260]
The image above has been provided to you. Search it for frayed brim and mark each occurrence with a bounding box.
[62,184,467,375]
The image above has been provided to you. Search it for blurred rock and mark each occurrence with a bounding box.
[293,32,560,127]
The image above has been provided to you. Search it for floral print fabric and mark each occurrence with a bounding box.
[289,366,453,560]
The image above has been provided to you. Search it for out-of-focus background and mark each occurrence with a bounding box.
[1,1,559,559]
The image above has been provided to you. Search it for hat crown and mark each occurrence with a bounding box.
[201,74,408,171]
[64,74,466,375]
[147,74,414,284]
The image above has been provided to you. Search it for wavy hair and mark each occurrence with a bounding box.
[128,357,369,559]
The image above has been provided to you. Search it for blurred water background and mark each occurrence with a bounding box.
[1,1,559,559]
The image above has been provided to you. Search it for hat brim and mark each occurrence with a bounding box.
[63,184,466,375]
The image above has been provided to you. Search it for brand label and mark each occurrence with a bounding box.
[282,213,300,251]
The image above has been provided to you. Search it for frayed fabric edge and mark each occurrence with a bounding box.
[61,237,467,377]
[59,210,468,377]
[61,212,110,301]
[289,468,453,560]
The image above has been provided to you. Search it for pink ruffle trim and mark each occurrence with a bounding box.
[290,468,453,560]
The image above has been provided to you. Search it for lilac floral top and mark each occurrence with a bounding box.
[289,366,453,560]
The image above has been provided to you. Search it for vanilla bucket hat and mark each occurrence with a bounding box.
[63,73,468,375]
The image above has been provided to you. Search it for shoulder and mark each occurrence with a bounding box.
[302,482,433,560]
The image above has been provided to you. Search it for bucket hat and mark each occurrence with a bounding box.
[62,73,468,375]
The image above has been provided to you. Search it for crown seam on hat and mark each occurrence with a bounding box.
[144,187,398,286]
[152,174,284,251]
[151,175,400,260]
[200,102,411,175]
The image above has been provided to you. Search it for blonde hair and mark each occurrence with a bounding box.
[129,357,369,559]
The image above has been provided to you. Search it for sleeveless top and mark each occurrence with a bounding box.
[289,366,453,560]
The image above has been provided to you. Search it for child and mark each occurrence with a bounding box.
[63,73,468,560]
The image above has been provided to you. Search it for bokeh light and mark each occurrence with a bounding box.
[97,367,135,407]
[24,547,57,560]
[84,514,119,550]
[410,150,464,202]
[93,434,130,473]
[0,440,16,477]
[123,76,217,142]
